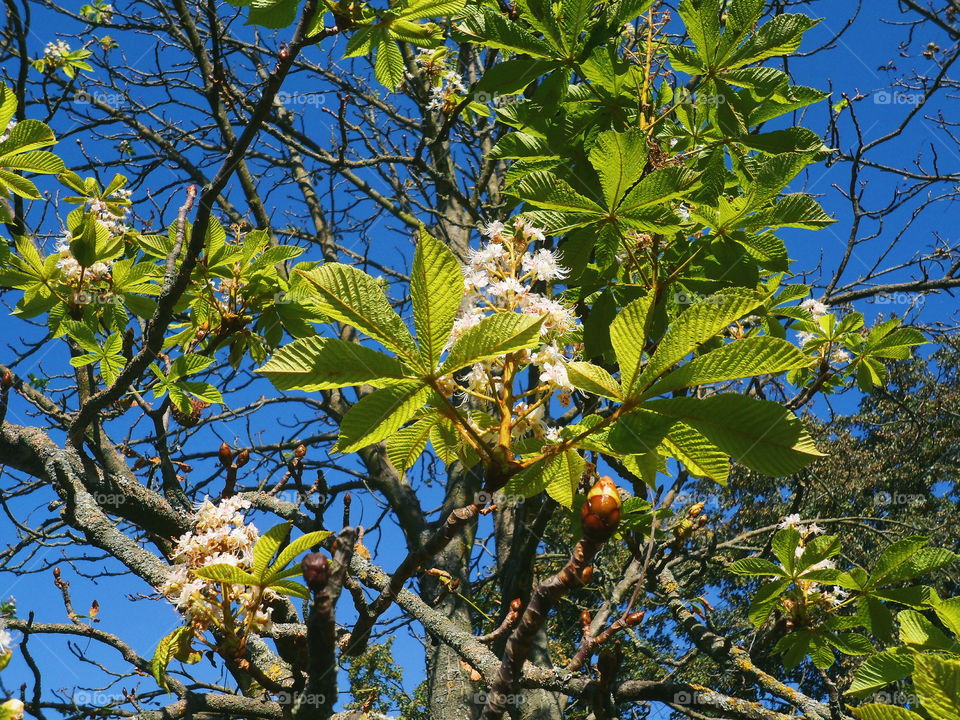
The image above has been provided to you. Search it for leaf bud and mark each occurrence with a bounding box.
[579,476,622,541]
[302,552,330,593]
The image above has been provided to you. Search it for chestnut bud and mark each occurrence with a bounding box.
[294,444,306,459]
[579,476,622,541]
[301,552,330,593]
[1,371,12,389]
[235,449,250,468]
[509,598,523,612]
[625,611,644,627]
[218,442,233,468]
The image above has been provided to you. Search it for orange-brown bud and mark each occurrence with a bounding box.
[218,442,233,468]
[509,598,523,612]
[580,566,594,584]
[302,552,329,593]
[580,609,592,630]
[294,444,306,459]
[687,502,705,518]
[235,449,250,468]
[579,476,622,541]
[625,611,644,627]
[0,371,12,389]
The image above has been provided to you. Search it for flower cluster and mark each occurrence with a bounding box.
[43,40,71,60]
[416,48,467,113]
[441,217,581,440]
[778,515,849,608]
[161,496,274,636]
[88,190,131,235]
[0,120,14,144]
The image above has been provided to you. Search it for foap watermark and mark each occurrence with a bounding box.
[874,491,924,507]
[673,290,726,306]
[472,691,526,707]
[274,488,330,506]
[474,490,526,507]
[873,90,923,106]
[875,291,924,307]
[673,690,711,705]
[91,492,127,507]
[73,691,126,705]
[867,691,918,705]
[272,691,327,706]
[276,91,326,108]
[73,89,128,109]
[72,290,122,307]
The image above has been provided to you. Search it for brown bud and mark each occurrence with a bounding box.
[0,371,12,389]
[509,598,522,612]
[625,611,644,627]
[580,566,594,584]
[580,476,622,542]
[580,609,592,631]
[294,444,306,459]
[301,552,330,593]
[687,502,705,518]
[697,515,709,528]
[235,449,250,468]
[218,442,233,468]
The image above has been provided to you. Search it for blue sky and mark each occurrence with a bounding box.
[0,1,957,715]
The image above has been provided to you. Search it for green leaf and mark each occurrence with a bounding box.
[336,381,432,453]
[914,655,960,720]
[192,564,260,585]
[512,170,605,214]
[647,336,809,397]
[868,537,930,588]
[385,415,438,473]
[411,228,463,370]
[848,649,915,697]
[268,530,334,579]
[252,522,291,580]
[256,336,411,391]
[728,557,786,576]
[610,295,653,394]
[644,394,823,476]
[852,707,924,720]
[297,263,417,360]
[898,609,954,651]
[374,34,406,90]
[268,579,311,599]
[726,13,818,68]
[588,129,647,208]
[772,528,801,575]
[564,361,621,400]
[634,289,762,391]
[456,6,557,58]
[749,578,790,627]
[442,313,544,373]
[151,626,191,691]
[932,597,960,637]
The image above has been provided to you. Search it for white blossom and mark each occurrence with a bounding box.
[831,349,851,364]
[0,627,13,655]
[521,248,569,282]
[44,40,71,59]
[778,513,803,529]
[801,298,828,317]
[480,220,505,238]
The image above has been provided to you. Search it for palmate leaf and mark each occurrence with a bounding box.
[644,394,823,476]
[455,6,557,58]
[192,564,260,585]
[848,649,915,697]
[914,655,960,720]
[852,706,924,720]
[385,415,438,473]
[441,313,543,373]
[256,336,411,391]
[564,361,622,400]
[646,336,810,397]
[152,626,192,691]
[588,129,647,208]
[411,228,463,370]
[609,295,653,393]
[512,170,605,214]
[297,263,418,361]
[268,530,333,579]
[336,380,432,453]
[661,422,730,483]
[374,32,406,90]
[252,522,291,579]
[634,289,762,392]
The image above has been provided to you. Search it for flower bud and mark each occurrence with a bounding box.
[301,552,329,593]
[235,449,250,468]
[579,476,621,541]
[218,442,233,468]
[294,444,306,459]
[1,699,24,720]
[625,611,644,627]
